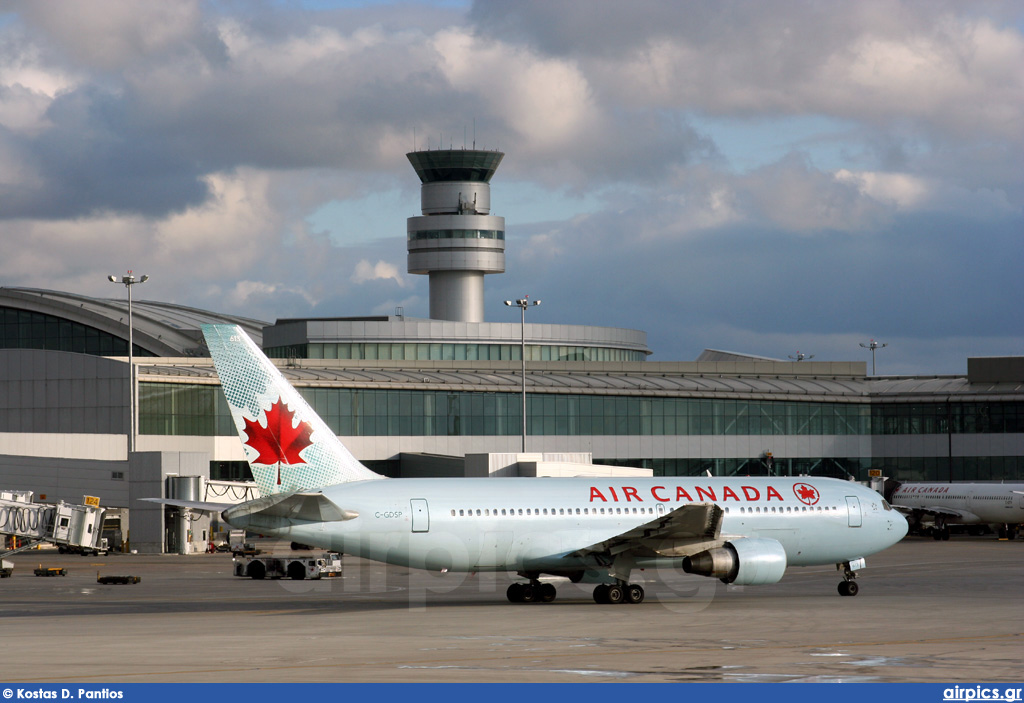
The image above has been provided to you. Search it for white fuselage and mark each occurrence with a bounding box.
[232,476,906,574]
[891,482,1024,525]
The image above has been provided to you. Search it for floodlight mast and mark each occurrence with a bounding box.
[503,296,541,453]
[108,271,149,453]
[859,339,887,375]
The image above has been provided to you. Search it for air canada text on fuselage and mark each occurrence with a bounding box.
[588,482,822,506]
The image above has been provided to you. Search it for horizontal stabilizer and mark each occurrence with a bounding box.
[222,491,358,523]
[140,498,234,514]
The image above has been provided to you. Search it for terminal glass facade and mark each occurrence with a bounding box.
[0,307,154,357]
[140,383,1022,438]
[265,342,646,362]
[139,384,1023,481]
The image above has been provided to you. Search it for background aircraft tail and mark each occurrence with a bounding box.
[202,324,383,495]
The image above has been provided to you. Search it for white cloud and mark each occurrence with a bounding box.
[15,0,203,71]
[835,169,1020,216]
[825,16,1024,139]
[834,170,931,210]
[351,259,408,287]
[154,169,279,272]
[432,28,597,150]
[587,9,1024,145]
[224,280,315,312]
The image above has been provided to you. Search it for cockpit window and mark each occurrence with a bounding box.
[881,499,892,511]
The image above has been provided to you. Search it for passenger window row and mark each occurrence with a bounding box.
[447,505,842,517]
[730,505,837,514]
[449,506,659,517]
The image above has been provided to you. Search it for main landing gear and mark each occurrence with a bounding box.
[506,580,557,603]
[931,518,951,540]
[593,582,645,604]
[504,575,647,604]
[837,560,861,597]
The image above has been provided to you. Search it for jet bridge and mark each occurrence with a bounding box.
[0,490,107,560]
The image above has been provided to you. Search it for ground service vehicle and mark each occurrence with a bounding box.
[233,552,343,580]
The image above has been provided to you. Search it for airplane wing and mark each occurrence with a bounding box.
[892,504,981,523]
[570,502,725,560]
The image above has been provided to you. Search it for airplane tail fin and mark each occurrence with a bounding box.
[202,324,383,495]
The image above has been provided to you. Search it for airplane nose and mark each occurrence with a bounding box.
[892,512,909,541]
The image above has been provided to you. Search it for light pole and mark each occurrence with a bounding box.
[859,339,887,375]
[504,295,540,453]
[108,271,149,453]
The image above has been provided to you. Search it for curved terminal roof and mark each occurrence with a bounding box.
[140,358,871,402]
[1,287,267,356]
[869,376,1023,402]
[141,359,1021,403]
[406,149,505,183]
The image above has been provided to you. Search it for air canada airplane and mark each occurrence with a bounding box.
[152,324,907,603]
[889,482,1024,540]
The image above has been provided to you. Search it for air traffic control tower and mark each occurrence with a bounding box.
[406,149,505,322]
[262,146,650,365]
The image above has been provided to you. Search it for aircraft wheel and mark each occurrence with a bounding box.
[932,529,943,540]
[941,527,950,541]
[605,584,625,604]
[519,584,536,603]
[506,583,523,603]
[838,580,859,596]
[593,584,609,604]
[625,584,645,604]
[539,583,557,603]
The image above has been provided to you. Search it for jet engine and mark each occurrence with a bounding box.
[681,537,787,585]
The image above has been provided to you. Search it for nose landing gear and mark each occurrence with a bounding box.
[837,558,865,596]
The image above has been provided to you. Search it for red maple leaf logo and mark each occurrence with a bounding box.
[242,398,313,467]
[793,482,820,505]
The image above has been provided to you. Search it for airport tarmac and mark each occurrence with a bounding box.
[0,536,1021,684]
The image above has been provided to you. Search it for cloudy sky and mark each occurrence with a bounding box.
[1,0,1021,374]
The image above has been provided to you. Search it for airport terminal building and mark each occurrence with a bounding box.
[1,148,1022,551]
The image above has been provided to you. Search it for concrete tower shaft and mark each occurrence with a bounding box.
[406,149,505,322]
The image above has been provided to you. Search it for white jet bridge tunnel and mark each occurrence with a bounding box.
[0,490,107,558]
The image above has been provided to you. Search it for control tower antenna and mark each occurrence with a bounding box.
[406,148,506,322]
